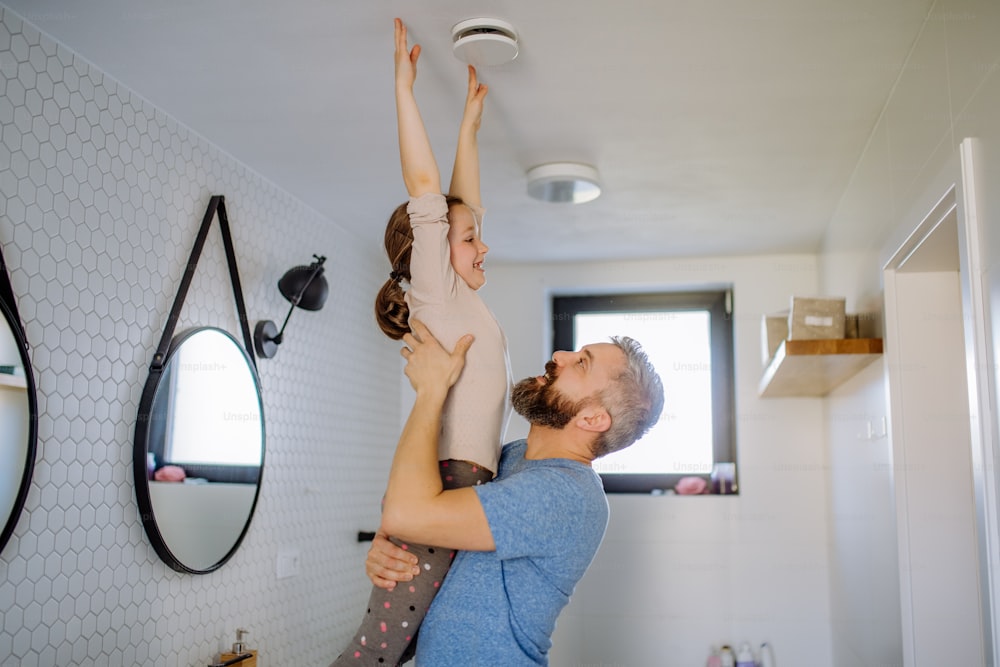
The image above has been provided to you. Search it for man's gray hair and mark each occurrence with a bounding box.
[590,336,665,459]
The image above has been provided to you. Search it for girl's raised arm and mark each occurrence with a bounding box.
[394,18,440,197]
[448,65,488,208]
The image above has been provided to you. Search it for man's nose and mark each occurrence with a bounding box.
[551,350,573,366]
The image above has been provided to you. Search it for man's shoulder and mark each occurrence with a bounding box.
[495,444,605,501]
[500,439,527,453]
[498,439,528,462]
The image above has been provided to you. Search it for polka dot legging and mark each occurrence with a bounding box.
[331,459,494,667]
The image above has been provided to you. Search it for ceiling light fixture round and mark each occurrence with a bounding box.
[451,18,519,67]
[526,163,602,204]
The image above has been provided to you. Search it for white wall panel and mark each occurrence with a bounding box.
[0,8,400,665]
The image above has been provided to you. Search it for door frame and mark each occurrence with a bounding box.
[957,138,1000,667]
[882,137,995,665]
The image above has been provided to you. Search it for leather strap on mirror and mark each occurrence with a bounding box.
[150,195,257,371]
[0,245,17,321]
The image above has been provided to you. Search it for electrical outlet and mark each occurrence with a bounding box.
[276,549,300,579]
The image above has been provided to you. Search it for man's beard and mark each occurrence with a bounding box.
[511,361,591,429]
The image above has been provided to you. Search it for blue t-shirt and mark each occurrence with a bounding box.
[416,439,610,666]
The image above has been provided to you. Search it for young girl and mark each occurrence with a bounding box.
[332,19,511,666]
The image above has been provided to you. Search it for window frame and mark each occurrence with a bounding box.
[551,289,736,494]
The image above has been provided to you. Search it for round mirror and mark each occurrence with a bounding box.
[0,294,37,556]
[134,327,265,573]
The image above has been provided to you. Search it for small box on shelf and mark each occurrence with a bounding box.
[788,296,846,340]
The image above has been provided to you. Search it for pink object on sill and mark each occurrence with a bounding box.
[154,465,187,482]
[675,476,708,495]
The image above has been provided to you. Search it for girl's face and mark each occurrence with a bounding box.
[447,204,489,290]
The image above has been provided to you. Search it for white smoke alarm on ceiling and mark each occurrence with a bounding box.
[451,18,519,67]
[526,163,602,204]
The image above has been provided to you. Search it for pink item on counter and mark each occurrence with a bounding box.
[675,476,709,495]
[154,465,186,482]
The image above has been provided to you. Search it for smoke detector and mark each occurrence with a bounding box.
[451,18,519,67]
[526,163,602,204]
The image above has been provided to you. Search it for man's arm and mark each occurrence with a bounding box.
[447,65,487,207]
[394,19,440,197]
[379,320,496,551]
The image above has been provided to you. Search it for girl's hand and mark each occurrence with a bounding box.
[394,18,421,90]
[461,65,488,133]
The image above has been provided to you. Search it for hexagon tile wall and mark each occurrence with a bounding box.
[0,6,401,666]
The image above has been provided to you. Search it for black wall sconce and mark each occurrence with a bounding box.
[254,255,329,359]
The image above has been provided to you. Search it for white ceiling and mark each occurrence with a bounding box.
[4,0,933,263]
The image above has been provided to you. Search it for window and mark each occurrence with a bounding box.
[552,290,735,493]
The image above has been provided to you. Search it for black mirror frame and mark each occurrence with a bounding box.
[134,325,265,573]
[0,244,38,556]
[133,195,264,573]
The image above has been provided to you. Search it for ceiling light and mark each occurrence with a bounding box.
[451,18,519,67]
[526,163,602,204]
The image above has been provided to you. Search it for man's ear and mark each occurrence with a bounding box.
[575,405,611,434]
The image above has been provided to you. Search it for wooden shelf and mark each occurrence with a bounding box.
[759,338,883,397]
[0,373,27,390]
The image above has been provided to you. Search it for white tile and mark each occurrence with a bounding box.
[1,7,391,664]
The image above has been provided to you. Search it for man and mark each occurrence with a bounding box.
[371,319,663,666]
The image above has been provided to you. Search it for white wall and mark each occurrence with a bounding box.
[0,7,401,665]
[484,254,834,667]
[820,0,1000,664]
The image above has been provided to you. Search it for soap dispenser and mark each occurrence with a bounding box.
[735,642,755,667]
[220,628,257,666]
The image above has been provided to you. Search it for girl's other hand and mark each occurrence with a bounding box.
[394,18,421,90]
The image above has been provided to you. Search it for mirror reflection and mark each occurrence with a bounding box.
[0,296,36,556]
[135,327,264,573]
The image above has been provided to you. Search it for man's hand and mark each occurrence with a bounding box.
[400,319,474,396]
[366,533,420,590]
